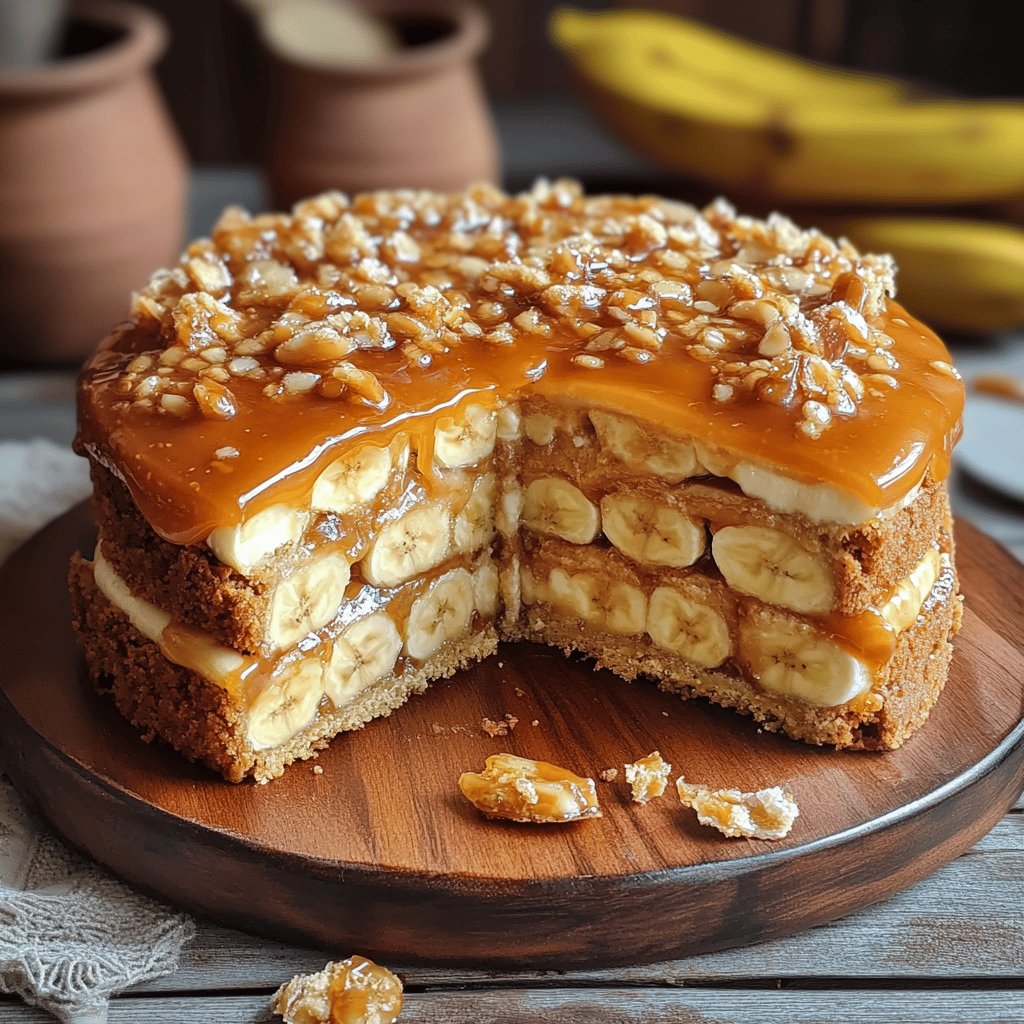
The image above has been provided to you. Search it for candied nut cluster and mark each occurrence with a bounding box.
[109,179,901,437]
[272,955,403,1024]
[459,753,602,823]
[677,779,799,840]
[624,750,672,804]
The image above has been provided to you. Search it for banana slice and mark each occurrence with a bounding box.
[495,484,523,538]
[544,568,646,633]
[546,567,596,620]
[267,551,350,651]
[694,442,907,526]
[712,526,834,615]
[474,561,500,618]
[405,567,476,661]
[590,409,700,483]
[207,504,306,575]
[362,502,452,587]
[247,659,325,749]
[311,442,395,514]
[739,612,871,707]
[522,478,600,544]
[524,412,557,446]
[601,493,705,568]
[454,473,497,554]
[496,402,521,442]
[879,548,943,633]
[325,612,402,708]
[500,558,522,621]
[647,586,731,667]
[601,581,648,634]
[434,403,497,468]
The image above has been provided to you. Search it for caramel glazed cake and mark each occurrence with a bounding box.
[69,180,965,783]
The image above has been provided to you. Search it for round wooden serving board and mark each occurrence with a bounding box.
[1,505,1023,968]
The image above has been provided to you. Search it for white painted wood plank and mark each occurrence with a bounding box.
[133,816,1023,992]
[7,988,1024,1024]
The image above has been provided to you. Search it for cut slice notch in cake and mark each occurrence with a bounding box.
[70,180,965,782]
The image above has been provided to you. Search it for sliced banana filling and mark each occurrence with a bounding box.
[589,410,924,526]
[93,545,250,684]
[521,546,949,708]
[711,525,834,615]
[207,503,307,576]
[91,543,502,751]
[201,402,926,597]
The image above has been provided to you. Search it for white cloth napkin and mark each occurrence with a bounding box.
[0,439,195,1024]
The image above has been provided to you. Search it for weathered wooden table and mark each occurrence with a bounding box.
[3,148,1024,1022]
[5,793,1023,1022]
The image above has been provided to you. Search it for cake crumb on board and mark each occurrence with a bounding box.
[482,713,519,738]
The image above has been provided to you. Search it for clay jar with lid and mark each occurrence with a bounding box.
[266,0,499,209]
[0,0,186,364]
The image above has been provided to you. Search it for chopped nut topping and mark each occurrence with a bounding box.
[109,180,907,437]
[624,751,672,804]
[677,778,799,839]
[272,956,403,1024]
[599,767,619,782]
[459,753,601,824]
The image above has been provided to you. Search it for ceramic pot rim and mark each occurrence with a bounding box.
[0,0,167,99]
[272,0,490,80]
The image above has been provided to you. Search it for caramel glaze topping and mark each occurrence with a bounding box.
[76,180,964,545]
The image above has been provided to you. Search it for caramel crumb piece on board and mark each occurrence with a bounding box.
[676,779,799,839]
[481,713,519,737]
[624,751,672,804]
[459,753,601,824]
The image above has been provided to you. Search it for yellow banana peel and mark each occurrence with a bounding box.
[551,8,1024,206]
[819,216,1024,332]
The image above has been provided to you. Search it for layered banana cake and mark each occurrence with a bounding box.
[69,181,965,782]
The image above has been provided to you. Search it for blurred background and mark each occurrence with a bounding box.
[139,0,1024,167]
[1,0,1022,554]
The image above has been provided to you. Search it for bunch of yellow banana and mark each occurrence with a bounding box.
[550,8,1024,205]
[550,8,1024,332]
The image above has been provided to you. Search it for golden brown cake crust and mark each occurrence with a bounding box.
[69,553,252,781]
[90,464,269,654]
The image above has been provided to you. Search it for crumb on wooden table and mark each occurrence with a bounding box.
[272,955,403,1023]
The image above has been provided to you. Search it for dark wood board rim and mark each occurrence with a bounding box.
[7,681,1023,897]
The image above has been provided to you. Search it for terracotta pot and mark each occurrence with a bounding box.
[0,1,187,365]
[266,0,499,208]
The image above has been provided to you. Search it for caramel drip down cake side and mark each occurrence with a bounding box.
[69,180,965,782]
